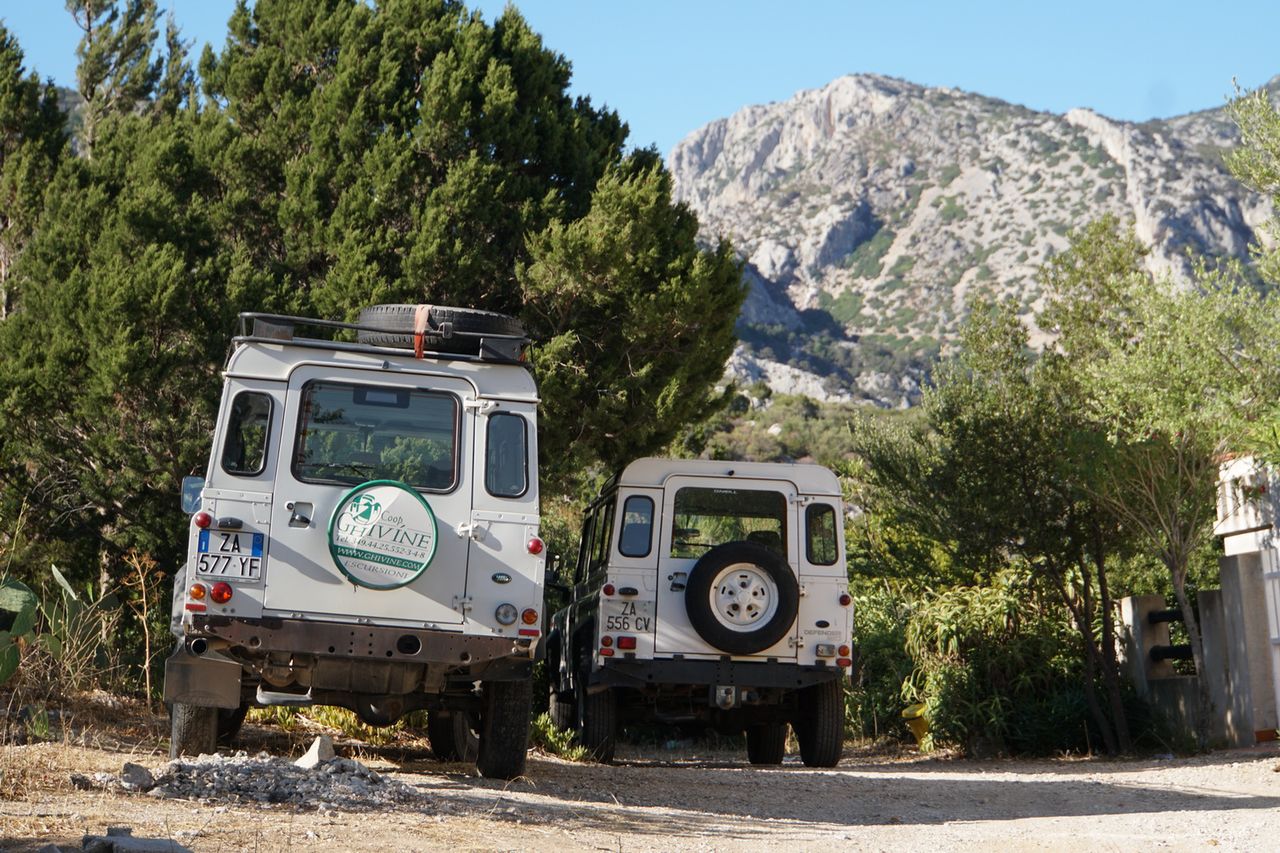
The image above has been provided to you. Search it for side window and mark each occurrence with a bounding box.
[574,511,596,584]
[806,503,838,566]
[485,413,528,498]
[618,496,654,558]
[221,392,272,476]
[589,499,615,571]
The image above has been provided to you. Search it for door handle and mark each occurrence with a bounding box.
[286,501,312,528]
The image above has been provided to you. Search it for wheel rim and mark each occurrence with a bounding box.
[709,562,779,632]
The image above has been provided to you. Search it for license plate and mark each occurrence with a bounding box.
[197,530,265,578]
[603,597,653,633]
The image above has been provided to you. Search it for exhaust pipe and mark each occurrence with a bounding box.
[189,637,209,656]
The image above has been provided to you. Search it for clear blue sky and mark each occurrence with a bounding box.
[3,1,1278,156]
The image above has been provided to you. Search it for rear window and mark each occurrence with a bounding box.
[670,487,786,558]
[805,503,838,565]
[618,495,654,558]
[485,413,528,498]
[293,381,458,490]
[221,391,272,476]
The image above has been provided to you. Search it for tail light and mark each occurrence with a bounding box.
[839,593,852,607]
[194,511,213,529]
[839,645,851,657]
[600,636,613,647]
[521,608,538,625]
[599,647,615,657]
[617,636,636,650]
[210,582,234,604]
[188,583,207,601]
[527,536,544,555]
[602,583,615,596]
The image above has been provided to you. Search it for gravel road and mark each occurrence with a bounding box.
[3,735,1279,852]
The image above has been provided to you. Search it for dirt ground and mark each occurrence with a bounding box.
[2,702,1279,852]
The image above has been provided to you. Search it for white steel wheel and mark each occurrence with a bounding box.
[709,562,780,633]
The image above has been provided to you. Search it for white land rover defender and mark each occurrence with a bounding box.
[547,458,853,766]
[164,306,544,779]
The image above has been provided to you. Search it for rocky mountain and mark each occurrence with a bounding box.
[670,74,1276,407]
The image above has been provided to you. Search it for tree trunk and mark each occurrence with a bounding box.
[1093,529,1132,753]
[1169,560,1212,750]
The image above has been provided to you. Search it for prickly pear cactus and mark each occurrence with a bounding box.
[0,577,37,685]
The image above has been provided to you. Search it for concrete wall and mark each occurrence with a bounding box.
[1118,554,1280,747]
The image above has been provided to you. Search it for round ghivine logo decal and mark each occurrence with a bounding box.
[328,480,438,589]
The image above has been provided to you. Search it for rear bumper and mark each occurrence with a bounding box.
[594,656,845,690]
[187,614,533,665]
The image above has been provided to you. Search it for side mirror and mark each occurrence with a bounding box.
[180,476,205,514]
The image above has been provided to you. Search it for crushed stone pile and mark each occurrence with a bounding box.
[72,749,426,811]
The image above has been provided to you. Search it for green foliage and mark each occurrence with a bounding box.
[846,580,916,740]
[0,576,37,684]
[529,712,587,760]
[816,287,865,325]
[844,227,895,278]
[936,195,967,223]
[937,164,961,187]
[903,568,1090,755]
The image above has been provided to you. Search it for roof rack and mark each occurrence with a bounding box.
[232,312,530,365]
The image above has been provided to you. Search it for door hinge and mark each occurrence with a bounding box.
[453,596,473,615]
[463,399,497,413]
[789,635,806,649]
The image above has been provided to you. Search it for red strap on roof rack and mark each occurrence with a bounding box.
[413,304,433,359]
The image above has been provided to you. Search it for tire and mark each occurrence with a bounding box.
[170,703,217,759]
[577,682,617,763]
[549,690,575,733]
[355,304,524,355]
[426,710,459,760]
[746,722,788,765]
[794,679,844,768]
[476,679,532,780]
[426,709,478,762]
[216,704,249,745]
[684,541,800,656]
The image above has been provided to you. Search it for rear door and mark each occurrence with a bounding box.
[654,477,800,659]
[264,364,476,626]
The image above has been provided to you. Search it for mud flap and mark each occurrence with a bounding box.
[163,646,242,709]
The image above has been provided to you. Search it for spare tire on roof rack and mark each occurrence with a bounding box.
[355,304,526,358]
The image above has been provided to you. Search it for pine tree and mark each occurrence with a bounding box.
[68,0,162,157]
[0,27,66,319]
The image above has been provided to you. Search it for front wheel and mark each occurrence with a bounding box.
[794,679,844,768]
[427,709,479,762]
[476,679,532,780]
[170,703,217,759]
[745,722,788,765]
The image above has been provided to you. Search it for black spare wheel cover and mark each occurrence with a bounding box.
[684,541,799,656]
[355,304,524,355]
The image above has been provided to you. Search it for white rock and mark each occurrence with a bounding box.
[294,735,336,769]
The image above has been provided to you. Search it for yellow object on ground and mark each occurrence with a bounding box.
[902,702,929,745]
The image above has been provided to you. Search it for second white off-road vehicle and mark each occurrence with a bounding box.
[164,305,543,779]
[547,458,853,766]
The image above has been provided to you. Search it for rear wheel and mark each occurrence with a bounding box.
[745,722,788,765]
[794,679,844,768]
[216,703,249,746]
[476,679,532,780]
[169,703,217,759]
[577,681,617,763]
